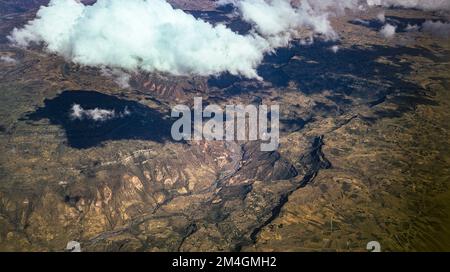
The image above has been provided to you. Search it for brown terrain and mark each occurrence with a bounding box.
[0,1,449,252]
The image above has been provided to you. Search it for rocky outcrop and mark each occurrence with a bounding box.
[0,133,334,251]
[129,73,208,103]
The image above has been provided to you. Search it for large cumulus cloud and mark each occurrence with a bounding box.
[9,0,272,79]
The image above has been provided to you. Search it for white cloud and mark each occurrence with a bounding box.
[70,104,130,122]
[400,20,450,38]
[405,24,420,32]
[352,18,371,26]
[330,45,339,53]
[0,55,17,64]
[377,11,385,23]
[366,0,450,11]
[380,23,397,38]
[421,20,450,38]
[9,0,271,79]
[225,0,366,45]
[231,0,338,45]
[100,67,131,89]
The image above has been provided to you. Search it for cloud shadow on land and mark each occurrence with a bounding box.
[186,4,256,35]
[25,90,174,149]
[349,16,431,33]
[209,41,440,119]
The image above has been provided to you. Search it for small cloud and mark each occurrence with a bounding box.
[377,12,385,23]
[0,55,17,64]
[70,104,130,122]
[100,67,131,89]
[366,0,450,11]
[405,24,420,32]
[421,20,450,39]
[330,45,339,53]
[352,18,371,26]
[380,23,396,39]
[299,36,314,45]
